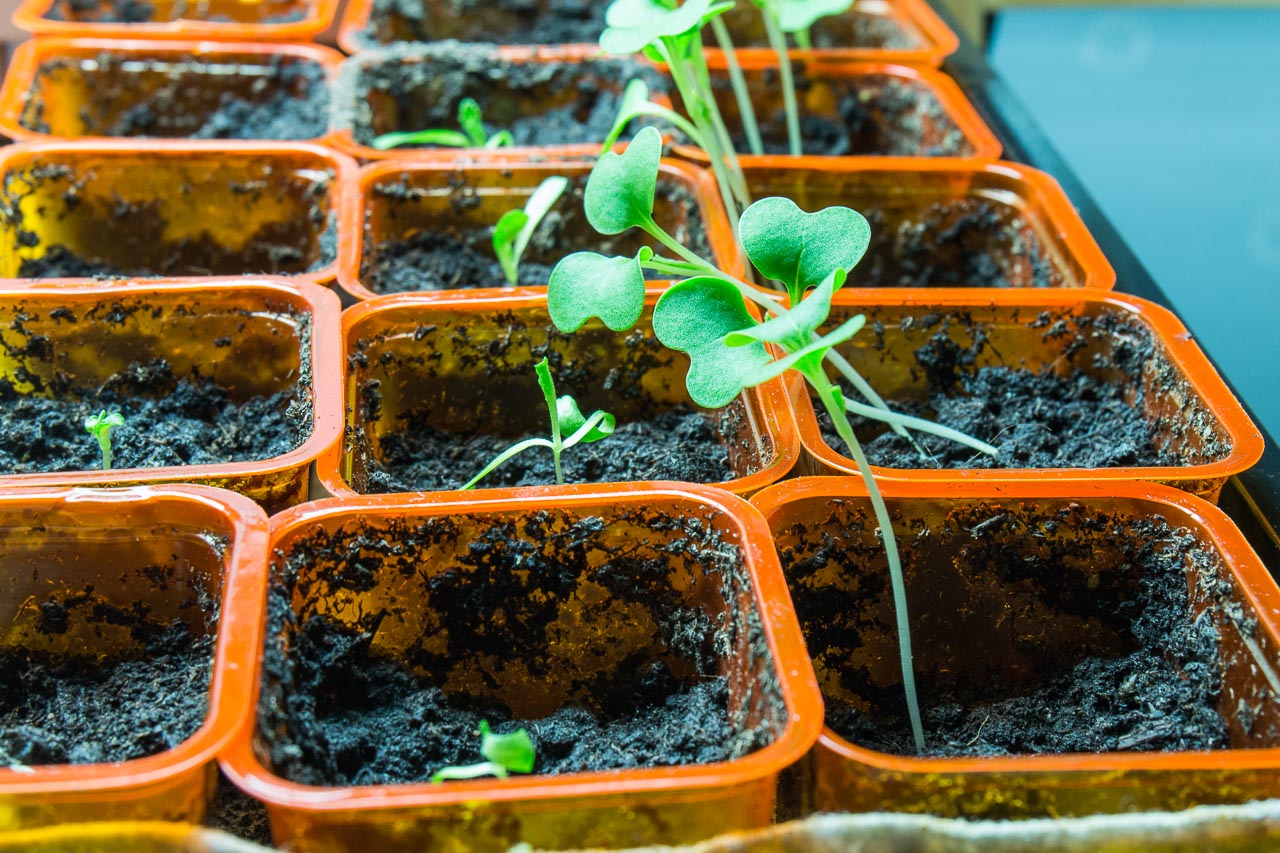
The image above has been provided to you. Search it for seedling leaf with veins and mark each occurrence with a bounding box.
[372,98,515,151]
[84,410,124,471]
[493,176,570,286]
[461,357,615,489]
[431,721,536,783]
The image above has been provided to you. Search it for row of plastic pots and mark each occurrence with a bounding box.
[11,0,957,67]
[0,141,1112,297]
[4,474,1279,849]
[0,38,1001,162]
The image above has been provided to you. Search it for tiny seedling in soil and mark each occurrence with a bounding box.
[372,97,515,151]
[493,176,570,286]
[549,126,998,754]
[84,409,125,471]
[461,357,615,490]
[431,720,536,782]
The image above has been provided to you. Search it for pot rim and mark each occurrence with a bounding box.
[12,0,340,41]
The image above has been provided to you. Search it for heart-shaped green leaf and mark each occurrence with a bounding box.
[739,197,870,301]
[548,250,648,333]
[724,269,846,349]
[653,277,772,408]
[776,0,853,33]
[601,0,734,54]
[585,126,662,236]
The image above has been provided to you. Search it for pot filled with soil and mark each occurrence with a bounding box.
[753,477,1280,818]
[671,60,1000,161]
[0,823,275,852]
[0,141,352,285]
[0,484,269,829]
[338,0,610,57]
[341,157,741,300]
[12,0,339,42]
[328,43,673,162]
[220,485,822,851]
[0,280,341,514]
[0,39,341,143]
[742,159,1114,290]
[714,0,958,67]
[789,290,1261,502]
[318,289,797,496]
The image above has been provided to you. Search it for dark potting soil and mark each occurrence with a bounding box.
[207,772,273,847]
[362,177,715,293]
[0,621,213,766]
[43,0,153,22]
[260,513,776,787]
[359,0,607,47]
[0,358,308,473]
[723,4,915,50]
[781,508,1230,758]
[367,404,732,492]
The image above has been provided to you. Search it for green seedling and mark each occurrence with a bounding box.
[462,357,615,489]
[84,410,125,471]
[549,127,999,754]
[372,97,515,151]
[774,0,854,49]
[493,176,570,286]
[431,720,536,783]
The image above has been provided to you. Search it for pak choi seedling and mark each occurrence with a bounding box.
[84,410,124,471]
[493,176,570,286]
[548,127,998,754]
[372,98,514,151]
[432,720,536,782]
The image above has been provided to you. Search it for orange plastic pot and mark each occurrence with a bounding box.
[326,46,674,163]
[712,0,958,67]
[789,289,1261,502]
[752,477,1280,817]
[317,288,797,497]
[741,159,1114,290]
[221,485,822,851]
[0,280,341,514]
[671,61,1000,162]
[12,0,338,42]
[0,141,354,286]
[339,157,742,301]
[0,39,343,144]
[0,485,269,829]
[0,822,273,851]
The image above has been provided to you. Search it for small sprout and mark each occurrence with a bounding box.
[461,358,615,489]
[493,176,570,286]
[372,98,515,151]
[431,720,536,783]
[84,410,125,471]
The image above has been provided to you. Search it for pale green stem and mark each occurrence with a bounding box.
[461,438,554,490]
[709,16,763,156]
[795,26,813,50]
[98,435,112,471]
[665,42,745,228]
[761,2,803,156]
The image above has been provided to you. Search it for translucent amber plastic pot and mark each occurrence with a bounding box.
[790,290,1261,502]
[752,477,1280,818]
[221,485,822,851]
[317,289,798,497]
[741,159,1114,290]
[671,61,1000,162]
[0,485,269,829]
[0,822,274,851]
[0,141,354,285]
[0,39,343,144]
[713,0,958,67]
[0,280,341,514]
[339,158,742,301]
[12,0,339,42]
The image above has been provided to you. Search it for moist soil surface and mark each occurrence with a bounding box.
[360,0,608,46]
[0,358,308,473]
[44,0,303,22]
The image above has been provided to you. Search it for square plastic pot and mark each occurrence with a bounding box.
[752,477,1280,818]
[0,39,342,144]
[790,290,1262,502]
[0,280,341,514]
[317,289,798,497]
[340,158,742,301]
[220,485,822,851]
[0,141,354,286]
[0,485,269,829]
[12,0,339,42]
[671,61,1000,162]
[741,159,1114,290]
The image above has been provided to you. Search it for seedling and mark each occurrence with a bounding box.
[549,127,999,754]
[84,410,125,471]
[431,720,536,783]
[372,98,515,151]
[462,357,615,489]
[774,0,854,49]
[493,176,570,286]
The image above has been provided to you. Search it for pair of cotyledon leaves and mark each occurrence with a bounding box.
[547,126,871,409]
[600,0,854,56]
